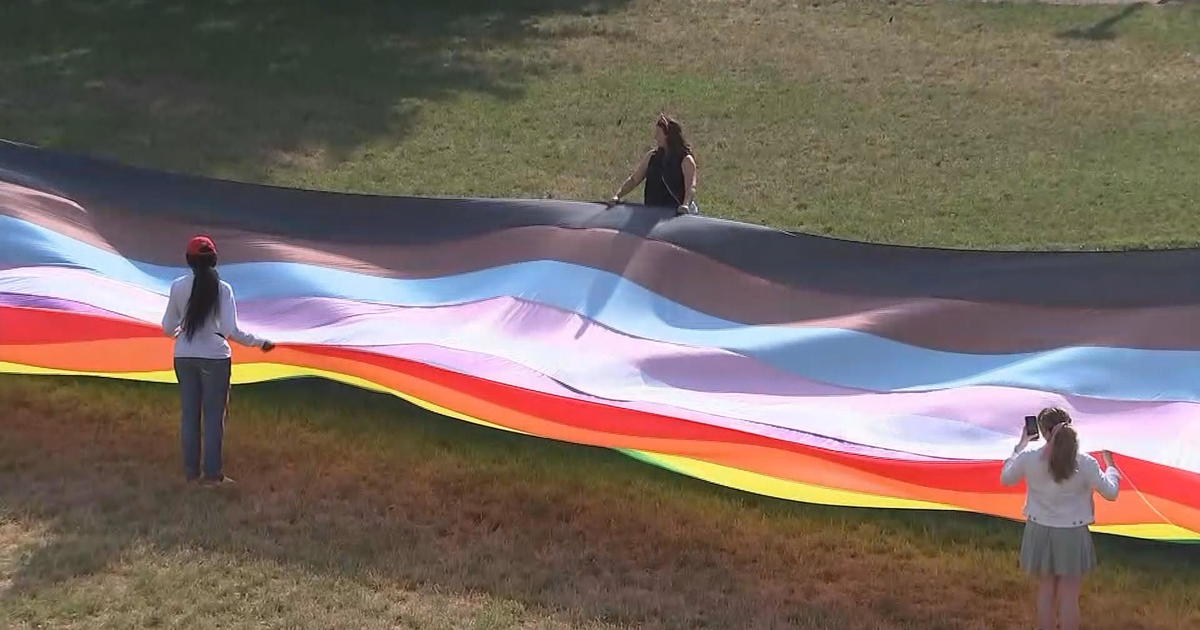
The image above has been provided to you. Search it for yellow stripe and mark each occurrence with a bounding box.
[626,449,960,511]
[1089,523,1199,542]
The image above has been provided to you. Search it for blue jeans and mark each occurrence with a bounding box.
[174,357,232,480]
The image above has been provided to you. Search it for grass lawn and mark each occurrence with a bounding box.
[3,376,1198,630]
[2,1,1200,628]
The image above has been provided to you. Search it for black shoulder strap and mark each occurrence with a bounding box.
[661,152,683,205]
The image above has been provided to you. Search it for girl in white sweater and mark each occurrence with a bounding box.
[1001,407,1120,630]
[161,235,274,485]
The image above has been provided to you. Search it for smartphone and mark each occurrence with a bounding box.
[1024,415,1040,441]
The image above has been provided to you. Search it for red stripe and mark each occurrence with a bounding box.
[0,305,162,344]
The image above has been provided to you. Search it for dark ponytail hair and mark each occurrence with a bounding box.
[181,251,220,340]
[657,113,693,159]
[1037,407,1078,482]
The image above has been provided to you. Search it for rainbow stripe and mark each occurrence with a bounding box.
[2,140,1198,542]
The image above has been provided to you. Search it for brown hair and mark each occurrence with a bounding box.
[656,113,693,158]
[1037,407,1077,482]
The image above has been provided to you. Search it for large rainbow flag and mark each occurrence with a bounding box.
[2,139,1197,542]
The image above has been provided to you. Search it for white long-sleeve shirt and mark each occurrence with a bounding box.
[161,275,266,359]
[1000,446,1121,528]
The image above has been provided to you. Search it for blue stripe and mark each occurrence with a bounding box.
[3,214,1198,401]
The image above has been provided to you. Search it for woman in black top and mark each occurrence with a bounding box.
[608,113,698,214]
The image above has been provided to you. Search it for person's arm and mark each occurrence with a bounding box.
[609,151,653,205]
[1000,429,1033,486]
[218,284,273,350]
[161,281,182,337]
[1088,451,1121,501]
[1000,451,1031,486]
[678,154,697,213]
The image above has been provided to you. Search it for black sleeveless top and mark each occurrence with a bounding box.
[644,148,687,207]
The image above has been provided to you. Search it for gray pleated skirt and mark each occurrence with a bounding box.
[1020,521,1096,576]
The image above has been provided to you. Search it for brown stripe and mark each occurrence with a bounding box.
[4,181,1199,353]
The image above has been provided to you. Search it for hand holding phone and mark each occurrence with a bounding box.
[1024,415,1040,441]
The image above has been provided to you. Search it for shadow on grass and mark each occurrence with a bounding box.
[0,0,631,181]
[1057,3,1145,41]
[1,376,1197,629]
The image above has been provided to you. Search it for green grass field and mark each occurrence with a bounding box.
[3,1,1200,628]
